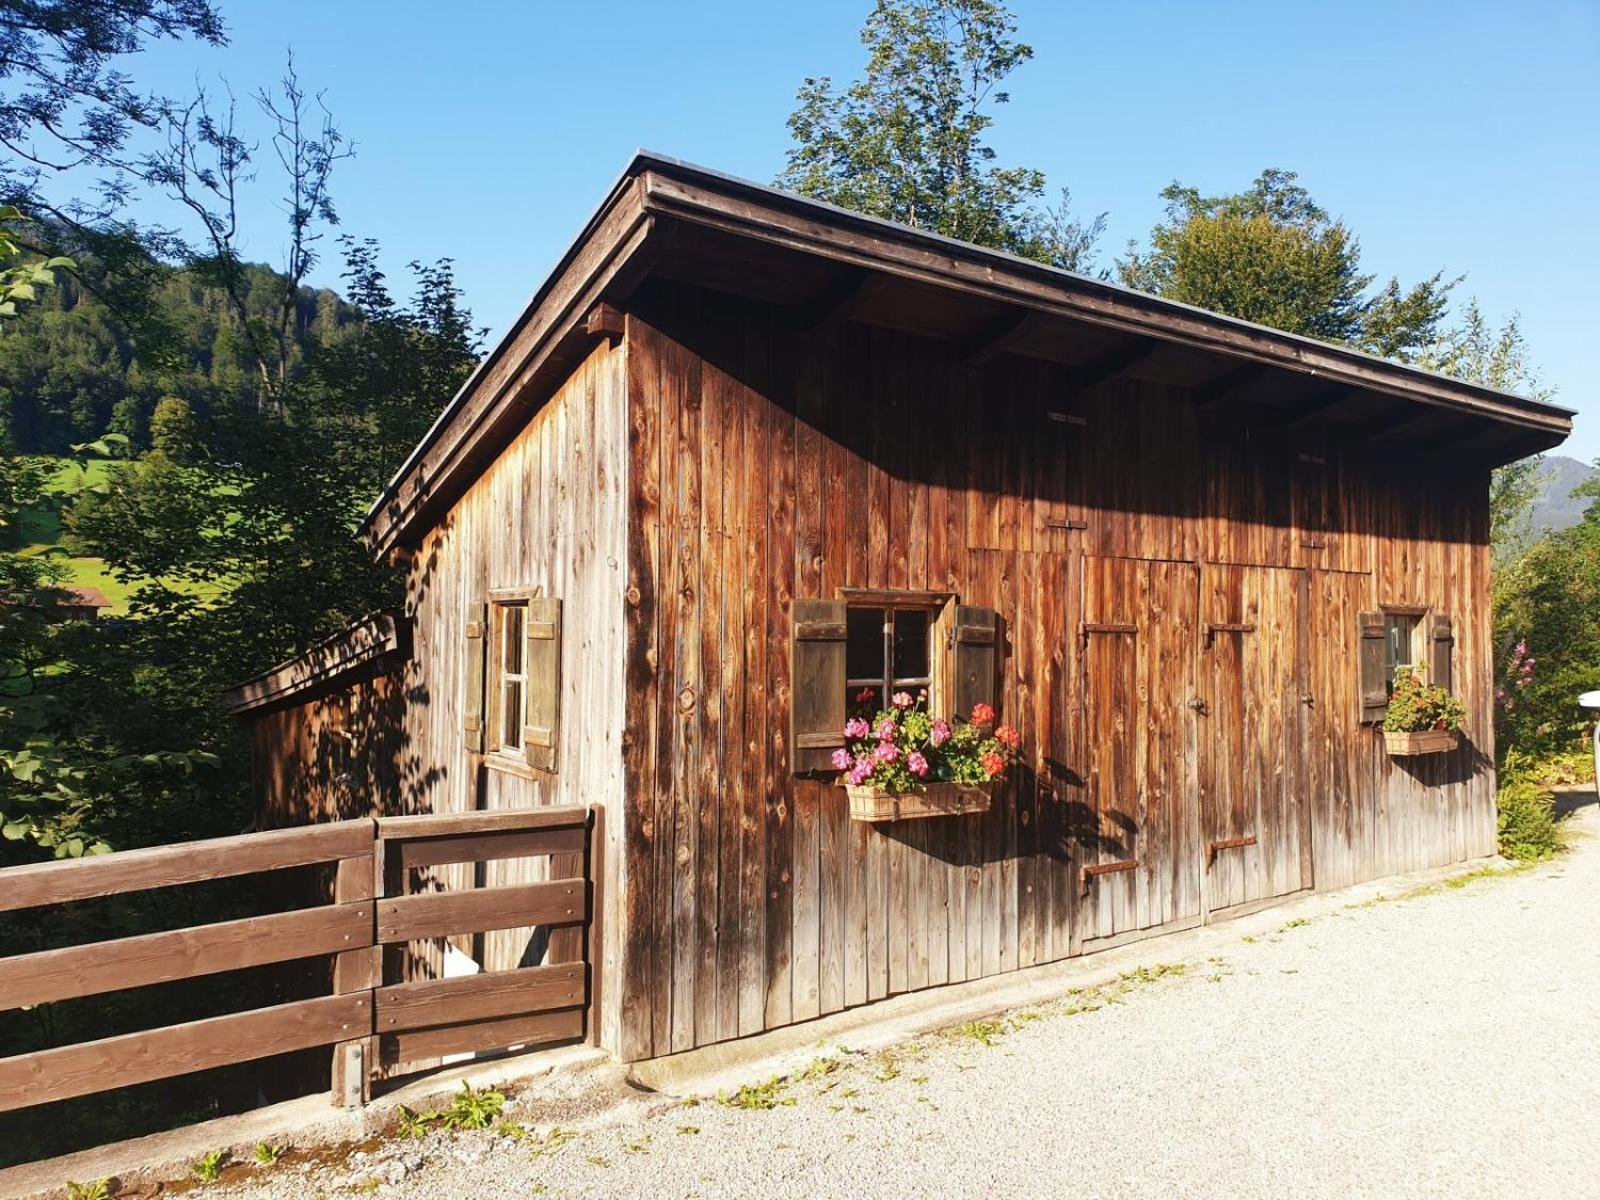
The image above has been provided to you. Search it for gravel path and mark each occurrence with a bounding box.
[219,800,1600,1200]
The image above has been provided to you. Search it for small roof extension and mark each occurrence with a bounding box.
[362,152,1574,555]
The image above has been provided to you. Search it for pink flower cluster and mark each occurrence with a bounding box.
[1499,640,1536,714]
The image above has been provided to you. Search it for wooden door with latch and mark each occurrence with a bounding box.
[1077,556,1203,949]
[1196,563,1313,913]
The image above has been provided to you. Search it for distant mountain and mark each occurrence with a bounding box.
[1530,455,1595,534]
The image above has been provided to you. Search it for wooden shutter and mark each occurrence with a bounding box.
[952,605,999,719]
[464,602,488,753]
[1429,614,1454,694]
[1358,610,1387,725]
[791,599,847,775]
[523,597,562,772]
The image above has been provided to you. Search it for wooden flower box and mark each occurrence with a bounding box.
[1383,729,1460,757]
[844,782,992,823]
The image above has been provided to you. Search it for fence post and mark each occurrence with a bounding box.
[330,826,379,1106]
[585,805,604,1048]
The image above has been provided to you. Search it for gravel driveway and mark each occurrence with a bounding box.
[219,799,1600,1200]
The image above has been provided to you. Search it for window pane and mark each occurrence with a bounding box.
[846,607,886,681]
[503,604,524,673]
[503,681,523,748]
[1384,613,1420,692]
[892,608,930,681]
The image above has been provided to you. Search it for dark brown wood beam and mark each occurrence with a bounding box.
[961,310,1035,367]
[797,267,875,334]
[1193,364,1268,409]
[584,301,626,344]
[1074,337,1159,391]
[1280,386,1363,430]
[1416,420,1490,459]
[1359,409,1442,444]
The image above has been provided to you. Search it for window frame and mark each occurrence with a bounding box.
[839,589,951,713]
[485,587,538,768]
[1380,603,1428,693]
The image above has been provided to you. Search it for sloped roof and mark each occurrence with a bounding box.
[361,152,1573,555]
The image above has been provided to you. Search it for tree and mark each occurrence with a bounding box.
[0,1,226,220]
[778,0,1103,269]
[148,394,195,459]
[1118,170,1454,359]
[1417,299,1554,560]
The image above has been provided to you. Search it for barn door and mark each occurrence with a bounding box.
[1198,563,1312,912]
[1077,556,1202,947]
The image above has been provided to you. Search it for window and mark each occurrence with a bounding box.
[491,599,528,755]
[845,604,932,711]
[1383,610,1422,691]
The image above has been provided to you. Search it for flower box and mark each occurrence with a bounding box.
[845,781,992,823]
[1383,729,1459,757]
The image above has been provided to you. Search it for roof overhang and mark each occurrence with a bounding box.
[222,612,409,717]
[361,152,1575,556]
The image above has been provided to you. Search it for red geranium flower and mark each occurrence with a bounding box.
[970,702,996,727]
[995,724,1021,751]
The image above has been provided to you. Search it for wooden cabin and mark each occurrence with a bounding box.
[225,153,1572,1064]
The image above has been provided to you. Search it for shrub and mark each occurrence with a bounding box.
[1496,776,1560,861]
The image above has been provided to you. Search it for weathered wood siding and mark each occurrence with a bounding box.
[251,340,629,1055]
[618,277,1495,1061]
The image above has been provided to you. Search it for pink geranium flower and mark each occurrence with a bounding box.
[875,716,898,741]
[875,741,899,763]
[908,752,929,777]
[892,690,914,709]
[929,718,951,747]
[844,717,870,740]
[831,748,852,771]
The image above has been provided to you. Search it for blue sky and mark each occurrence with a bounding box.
[132,0,1599,458]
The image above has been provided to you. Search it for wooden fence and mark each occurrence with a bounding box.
[0,805,601,1113]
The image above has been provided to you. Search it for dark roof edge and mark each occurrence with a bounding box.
[634,150,1575,426]
[220,611,409,716]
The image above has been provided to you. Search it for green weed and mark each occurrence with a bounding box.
[191,1150,227,1183]
[718,1077,795,1110]
[437,1082,505,1130]
[252,1141,287,1166]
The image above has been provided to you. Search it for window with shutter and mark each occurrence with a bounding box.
[1358,610,1388,725]
[791,599,847,775]
[950,604,999,719]
[477,589,562,773]
[1429,614,1454,694]
[464,602,488,753]
[522,596,561,772]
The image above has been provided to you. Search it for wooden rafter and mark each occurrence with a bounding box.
[1193,364,1268,409]
[797,267,875,334]
[1280,386,1362,430]
[1359,409,1442,444]
[961,309,1035,367]
[1075,338,1158,391]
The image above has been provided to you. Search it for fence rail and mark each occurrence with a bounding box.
[0,805,600,1114]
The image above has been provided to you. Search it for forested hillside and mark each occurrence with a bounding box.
[0,255,355,456]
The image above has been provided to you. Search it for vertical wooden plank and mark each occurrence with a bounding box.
[669,306,703,1053]
[622,318,662,1061]
[331,847,377,1106]
[738,307,771,1038]
[714,305,746,1046]
[695,305,724,1044]
[764,308,796,1030]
